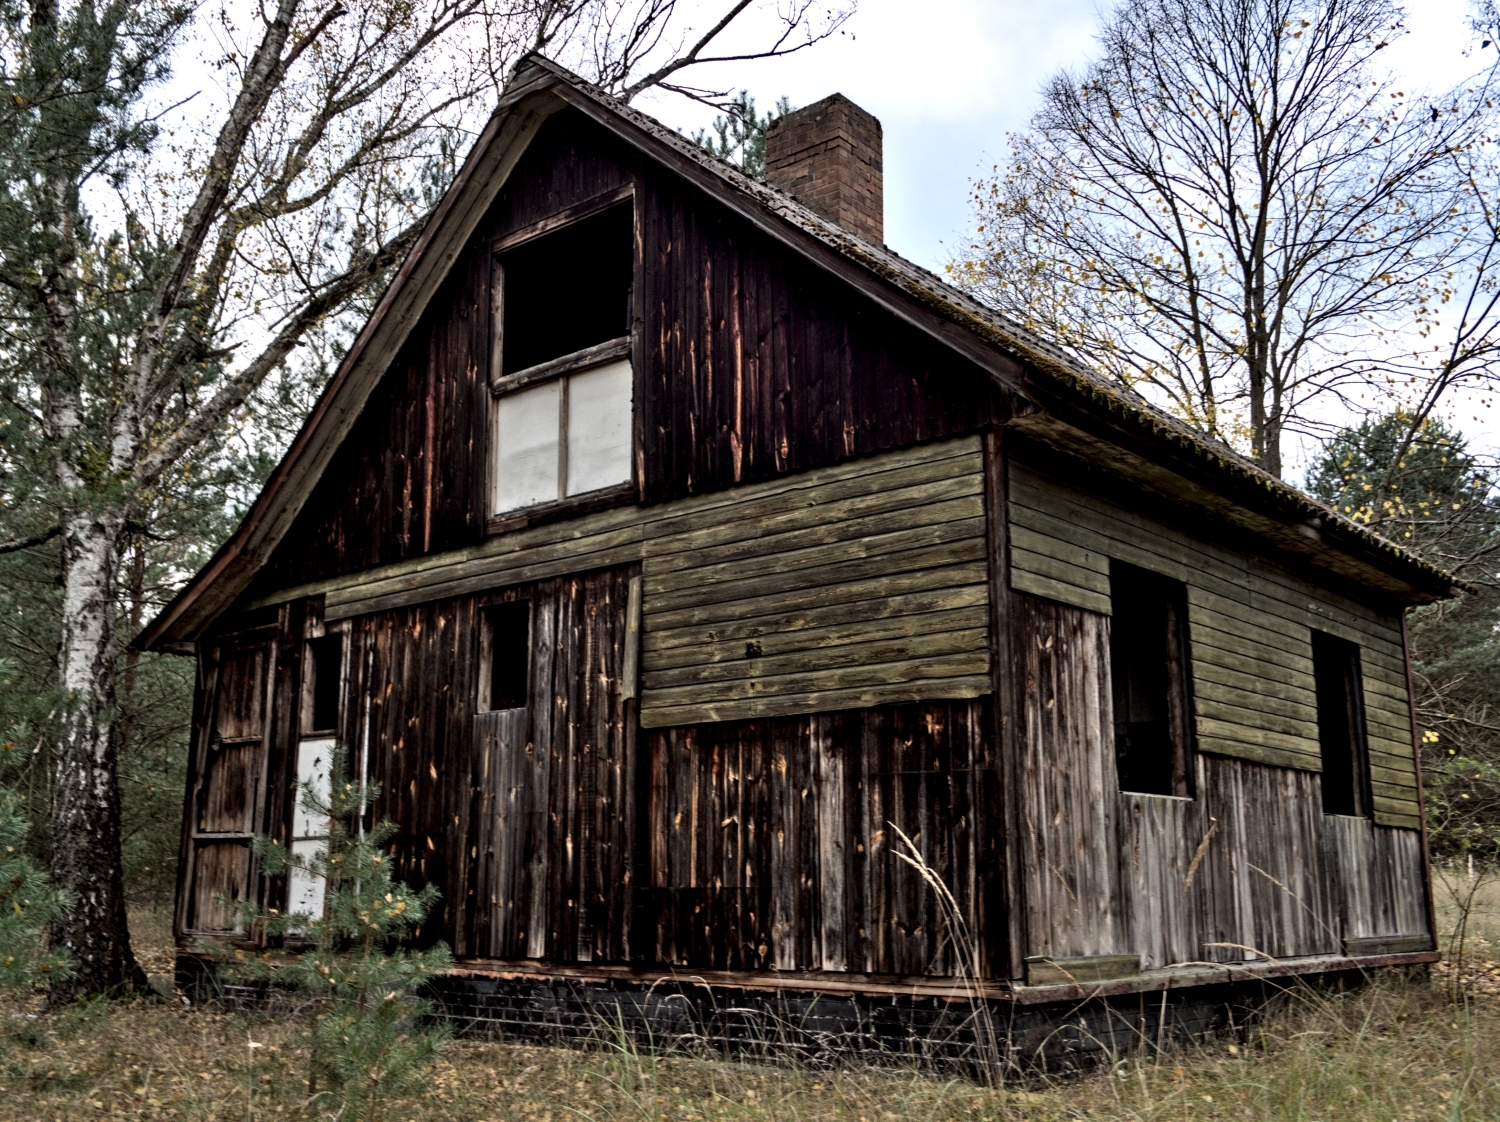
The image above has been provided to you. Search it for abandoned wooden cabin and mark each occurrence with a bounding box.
[141,56,1455,1061]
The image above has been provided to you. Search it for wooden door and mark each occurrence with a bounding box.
[185,643,271,932]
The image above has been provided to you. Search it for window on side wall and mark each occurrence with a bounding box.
[1312,630,1372,817]
[480,600,531,712]
[490,204,633,516]
[1109,561,1194,797]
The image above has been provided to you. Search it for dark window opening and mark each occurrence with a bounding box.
[1109,561,1193,797]
[499,204,632,375]
[485,600,532,711]
[305,634,342,733]
[1313,630,1371,817]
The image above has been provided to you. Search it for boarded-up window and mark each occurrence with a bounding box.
[492,360,632,512]
[1109,561,1193,797]
[1313,630,1372,817]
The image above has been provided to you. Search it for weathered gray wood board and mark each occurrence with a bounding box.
[1324,814,1430,943]
[1013,594,1126,961]
[1015,589,1427,972]
[250,437,991,727]
[1008,459,1420,829]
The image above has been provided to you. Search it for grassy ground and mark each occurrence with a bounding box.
[2,893,1497,1121]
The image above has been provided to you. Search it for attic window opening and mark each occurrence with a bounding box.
[1313,630,1372,817]
[495,203,632,378]
[482,600,531,712]
[490,204,634,515]
[1109,561,1193,798]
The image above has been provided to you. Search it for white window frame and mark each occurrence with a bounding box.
[489,340,634,516]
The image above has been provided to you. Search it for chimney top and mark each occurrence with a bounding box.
[765,94,883,244]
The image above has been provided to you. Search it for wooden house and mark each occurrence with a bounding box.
[142,56,1454,1061]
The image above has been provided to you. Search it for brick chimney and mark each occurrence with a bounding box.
[765,94,883,244]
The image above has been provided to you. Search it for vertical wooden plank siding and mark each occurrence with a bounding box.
[1117,758,1336,968]
[248,108,1002,600]
[636,169,999,506]
[645,700,990,976]
[1325,817,1430,940]
[1007,455,1421,829]
[1013,595,1125,960]
[444,566,637,962]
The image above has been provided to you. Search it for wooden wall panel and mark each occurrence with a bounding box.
[639,437,990,725]
[253,440,994,723]
[1118,755,1343,968]
[646,700,990,977]
[1008,455,1420,827]
[249,107,1001,601]
[1196,754,1337,961]
[1012,594,1125,961]
[450,566,637,963]
[1326,815,1430,942]
[637,171,1000,505]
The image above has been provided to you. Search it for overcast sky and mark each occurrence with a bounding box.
[637,0,1482,274]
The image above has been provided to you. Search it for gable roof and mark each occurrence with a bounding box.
[138,55,1463,650]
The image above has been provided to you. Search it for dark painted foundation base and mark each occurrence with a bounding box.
[176,955,1385,1074]
[423,972,1275,1074]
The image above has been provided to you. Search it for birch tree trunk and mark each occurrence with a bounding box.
[49,511,148,997]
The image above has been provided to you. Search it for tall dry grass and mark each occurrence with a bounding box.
[2,908,1497,1120]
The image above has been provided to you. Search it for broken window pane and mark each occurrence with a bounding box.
[484,601,531,711]
[1109,561,1193,797]
[1313,630,1371,817]
[499,204,632,375]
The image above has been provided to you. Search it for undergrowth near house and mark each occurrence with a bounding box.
[1,944,1496,1120]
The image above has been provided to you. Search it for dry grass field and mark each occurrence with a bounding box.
[3,885,1497,1122]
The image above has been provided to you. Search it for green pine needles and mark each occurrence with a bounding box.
[0,788,71,993]
[221,748,452,1120]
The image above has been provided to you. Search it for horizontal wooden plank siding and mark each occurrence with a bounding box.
[253,438,993,728]
[639,437,990,726]
[1008,458,1419,827]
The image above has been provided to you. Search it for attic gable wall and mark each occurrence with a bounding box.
[246,109,1004,596]
[248,112,638,593]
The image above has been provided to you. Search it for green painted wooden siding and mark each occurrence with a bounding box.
[1008,461,1420,830]
[637,437,992,727]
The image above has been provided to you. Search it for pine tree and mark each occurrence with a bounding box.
[691,92,793,178]
[220,748,452,1120]
[0,768,71,992]
[1307,415,1500,865]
